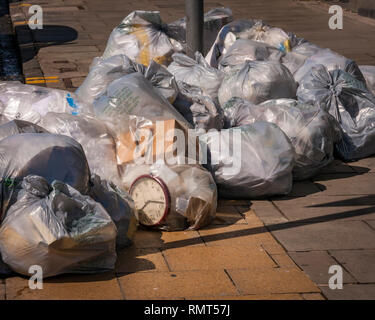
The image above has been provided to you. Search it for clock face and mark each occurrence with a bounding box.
[129,175,170,226]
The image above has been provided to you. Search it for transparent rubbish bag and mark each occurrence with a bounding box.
[0,119,48,141]
[293,49,365,84]
[359,65,375,95]
[120,163,217,231]
[218,39,284,72]
[173,81,224,131]
[297,64,375,161]
[40,112,121,186]
[88,174,138,249]
[102,10,183,66]
[0,175,117,278]
[76,54,178,105]
[168,52,224,100]
[205,19,264,68]
[0,81,92,123]
[223,97,342,180]
[93,72,191,128]
[201,122,294,199]
[218,60,297,107]
[0,133,91,220]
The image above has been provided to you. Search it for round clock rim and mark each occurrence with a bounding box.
[129,174,171,227]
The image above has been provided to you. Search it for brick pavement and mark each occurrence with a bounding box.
[3,0,375,300]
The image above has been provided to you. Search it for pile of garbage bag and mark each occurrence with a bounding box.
[297,65,375,161]
[202,122,294,198]
[223,98,342,180]
[218,60,297,106]
[0,81,91,123]
[1,6,375,278]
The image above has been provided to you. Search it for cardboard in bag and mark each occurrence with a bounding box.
[116,118,199,165]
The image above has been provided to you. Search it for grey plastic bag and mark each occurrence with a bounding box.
[0,175,117,278]
[121,164,217,231]
[294,49,365,84]
[168,52,224,100]
[93,72,191,128]
[76,54,178,105]
[0,133,91,220]
[0,81,92,123]
[202,122,294,199]
[88,174,138,248]
[218,61,297,106]
[173,82,224,131]
[297,64,375,161]
[218,39,284,72]
[0,119,47,141]
[223,98,342,180]
[359,65,375,95]
[205,19,264,68]
[102,10,183,66]
[40,112,121,186]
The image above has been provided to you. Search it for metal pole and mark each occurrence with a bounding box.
[186,0,203,58]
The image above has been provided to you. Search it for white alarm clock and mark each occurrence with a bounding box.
[129,174,171,226]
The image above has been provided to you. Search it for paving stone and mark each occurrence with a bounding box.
[198,224,277,248]
[319,160,356,174]
[163,246,276,271]
[212,205,247,225]
[312,173,375,196]
[6,273,123,300]
[227,268,320,295]
[366,220,375,230]
[115,247,169,274]
[270,253,299,268]
[273,195,375,222]
[248,200,288,225]
[301,293,325,300]
[160,230,205,249]
[276,180,323,198]
[329,249,375,283]
[118,270,238,299]
[349,156,375,173]
[271,220,375,251]
[288,251,356,285]
[320,284,375,300]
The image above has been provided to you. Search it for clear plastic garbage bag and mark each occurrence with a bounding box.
[359,65,375,95]
[0,81,91,123]
[40,112,121,186]
[294,48,365,84]
[201,122,294,199]
[121,163,217,231]
[93,72,191,128]
[218,61,297,106]
[0,175,117,278]
[205,19,263,68]
[244,21,292,52]
[168,7,233,55]
[173,81,224,130]
[76,54,178,105]
[0,119,47,141]
[0,133,91,220]
[218,39,284,72]
[102,10,183,66]
[223,97,342,180]
[168,52,224,100]
[88,174,138,248]
[297,64,375,161]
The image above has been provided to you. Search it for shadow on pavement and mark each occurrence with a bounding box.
[15,25,78,63]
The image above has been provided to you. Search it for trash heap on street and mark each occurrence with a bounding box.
[1,8,375,278]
